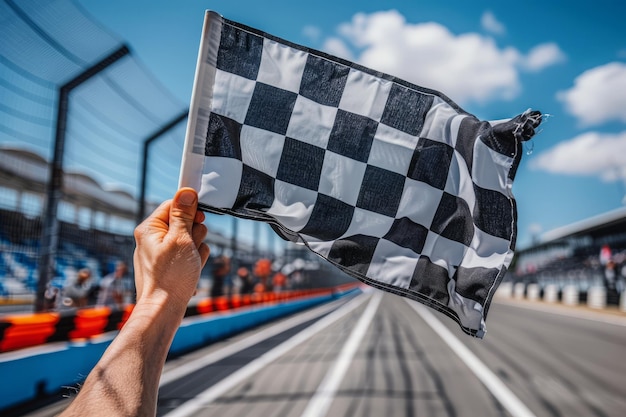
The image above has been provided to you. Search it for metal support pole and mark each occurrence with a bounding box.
[136,110,188,224]
[231,217,238,260]
[36,45,130,312]
[253,221,260,258]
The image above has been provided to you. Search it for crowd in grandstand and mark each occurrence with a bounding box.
[4,250,307,312]
[512,242,626,305]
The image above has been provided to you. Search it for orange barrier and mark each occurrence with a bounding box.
[0,312,59,352]
[230,294,242,309]
[69,307,111,339]
[241,294,252,306]
[118,304,134,330]
[214,296,230,311]
[0,283,361,353]
[195,299,214,314]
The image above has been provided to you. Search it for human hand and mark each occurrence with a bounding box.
[132,188,210,312]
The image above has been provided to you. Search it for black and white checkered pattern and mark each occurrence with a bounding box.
[180,11,542,337]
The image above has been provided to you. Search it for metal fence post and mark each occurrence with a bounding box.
[36,45,131,312]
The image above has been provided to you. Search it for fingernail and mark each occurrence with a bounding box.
[179,190,195,206]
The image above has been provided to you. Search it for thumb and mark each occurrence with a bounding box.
[169,188,199,235]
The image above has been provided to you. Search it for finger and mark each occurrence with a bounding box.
[135,199,171,240]
[146,199,172,226]
[191,222,208,248]
[169,188,198,235]
[194,209,205,224]
[198,242,210,267]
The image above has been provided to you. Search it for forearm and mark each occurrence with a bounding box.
[60,295,186,417]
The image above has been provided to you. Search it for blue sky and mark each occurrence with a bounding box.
[78,0,626,249]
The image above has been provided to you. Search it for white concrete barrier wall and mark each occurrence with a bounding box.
[496,282,513,298]
[514,283,526,300]
[587,286,606,309]
[526,284,540,301]
[620,291,626,312]
[544,284,559,303]
[562,285,579,306]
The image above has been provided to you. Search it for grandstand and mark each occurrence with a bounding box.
[0,146,134,296]
[511,206,626,303]
[0,147,262,298]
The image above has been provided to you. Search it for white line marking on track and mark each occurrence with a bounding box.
[159,295,355,386]
[300,291,382,417]
[407,300,537,417]
[163,292,371,417]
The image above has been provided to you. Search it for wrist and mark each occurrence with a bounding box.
[135,279,192,311]
[130,290,188,331]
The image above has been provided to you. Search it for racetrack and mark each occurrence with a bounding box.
[13,290,626,417]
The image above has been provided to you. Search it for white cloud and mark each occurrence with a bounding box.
[320,10,564,105]
[322,37,355,61]
[557,62,626,126]
[522,43,566,72]
[302,25,321,43]
[324,10,521,105]
[529,131,626,181]
[481,11,506,35]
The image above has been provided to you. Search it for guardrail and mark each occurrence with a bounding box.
[0,284,361,412]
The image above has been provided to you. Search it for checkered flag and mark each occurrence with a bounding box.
[180,11,542,337]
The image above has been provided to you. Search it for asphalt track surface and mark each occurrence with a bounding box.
[12,289,626,417]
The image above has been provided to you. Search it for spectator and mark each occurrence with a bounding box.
[237,266,255,294]
[43,283,60,311]
[62,268,92,308]
[604,259,618,292]
[97,261,130,309]
[254,258,272,292]
[272,271,287,292]
[210,256,230,298]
